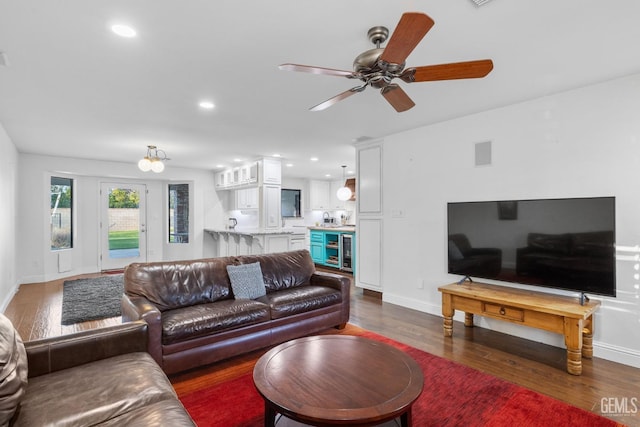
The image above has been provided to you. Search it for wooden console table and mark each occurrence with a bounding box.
[438,282,600,375]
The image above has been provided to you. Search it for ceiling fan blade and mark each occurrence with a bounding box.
[379,12,434,66]
[380,84,415,113]
[309,86,365,111]
[279,63,358,78]
[402,59,494,83]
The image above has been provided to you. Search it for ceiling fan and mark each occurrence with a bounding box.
[279,12,493,113]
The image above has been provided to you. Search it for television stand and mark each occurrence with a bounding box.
[438,282,600,375]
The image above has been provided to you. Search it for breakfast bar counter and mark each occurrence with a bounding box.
[205,228,302,256]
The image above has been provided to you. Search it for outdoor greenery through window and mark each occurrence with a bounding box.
[51,176,73,250]
[108,188,141,254]
[169,184,189,243]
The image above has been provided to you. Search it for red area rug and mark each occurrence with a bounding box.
[177,330,621,427]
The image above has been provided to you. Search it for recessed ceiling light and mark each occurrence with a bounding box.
[199,101,215,110]
[233,158,243,163]
[215,164,224,168]
[272,153,281,158]
[285,163,293,167]
[310,157,319,162]
[111,24,137,38]
[325,174,331,178]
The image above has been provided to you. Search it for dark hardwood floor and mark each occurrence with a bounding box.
[4,271,639,426]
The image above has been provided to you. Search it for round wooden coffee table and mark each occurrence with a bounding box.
[253,335,424,427]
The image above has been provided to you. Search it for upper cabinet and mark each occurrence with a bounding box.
[215,158,281,190]
[241,162,258,184]
[261,158,281,185]
[235,187,259,210]
[215,161,258,189]
[309,180,331,210]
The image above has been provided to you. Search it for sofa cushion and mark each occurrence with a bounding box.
[0,314,28,426]
[257,285,342,320]
[95,399,195,426]
[125,258,234,311]
[236,250,316,292]
[227,262,267,299]
[13,352,178,426]
[161,299,270,345]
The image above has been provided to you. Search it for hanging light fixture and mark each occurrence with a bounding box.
[336,165,352,201]
[138,145,169,173]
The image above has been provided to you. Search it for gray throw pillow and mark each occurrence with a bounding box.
[226,262,267,299]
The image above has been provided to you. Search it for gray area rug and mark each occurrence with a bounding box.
[61,274,124,325]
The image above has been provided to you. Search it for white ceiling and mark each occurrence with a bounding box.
[1,0,639,180]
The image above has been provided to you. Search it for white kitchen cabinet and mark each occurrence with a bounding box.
[357,145,382,214]
[357,218,382,291]
[355,141,383,292]
[215,161,260,190]
[309,180,331,210]
[261,184,282,228]
[264,234,290,253]
[224,169,234,188]
[240,162,258,184]
[215,171,226,188]
[289,235,306,251]
[235,187,259,209]
[261,158,281,185]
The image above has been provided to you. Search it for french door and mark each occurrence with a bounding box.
[100,182,147,271]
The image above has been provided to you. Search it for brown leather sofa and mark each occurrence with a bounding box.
[0,315,194,426]
[121,250,351,374]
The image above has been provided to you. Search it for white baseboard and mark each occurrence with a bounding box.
[0,282,20,312]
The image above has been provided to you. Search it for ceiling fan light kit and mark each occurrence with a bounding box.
[280,12,493,113]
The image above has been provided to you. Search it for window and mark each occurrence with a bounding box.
[169,183,189,243]
[51,176,73,249]
[281,188,301,218]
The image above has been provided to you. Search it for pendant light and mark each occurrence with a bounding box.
[138,145,169,173]
[336,165,352,201]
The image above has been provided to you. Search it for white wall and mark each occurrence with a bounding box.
[16,154,225,284]
[0,124,18,311]
[380,72,640,368]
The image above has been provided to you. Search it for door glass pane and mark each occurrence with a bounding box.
[169,184,189,243]
[108,188,140,258]
[51,177,73,250]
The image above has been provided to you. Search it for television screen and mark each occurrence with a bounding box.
[447,197,615,297]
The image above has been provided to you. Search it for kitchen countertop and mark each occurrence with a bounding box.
[204,228,305,237]
[308,225,356,232]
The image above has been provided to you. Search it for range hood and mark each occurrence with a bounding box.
[345,178,356,201]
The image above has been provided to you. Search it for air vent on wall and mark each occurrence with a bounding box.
[469,0,494,6]
[475,141,492,166]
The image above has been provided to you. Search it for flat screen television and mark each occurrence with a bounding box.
[447,197,616,297]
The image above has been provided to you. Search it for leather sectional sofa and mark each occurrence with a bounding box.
[0,315,194,426]
[121,249,351,374]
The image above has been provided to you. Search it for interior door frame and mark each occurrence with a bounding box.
[99,182,147,271]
